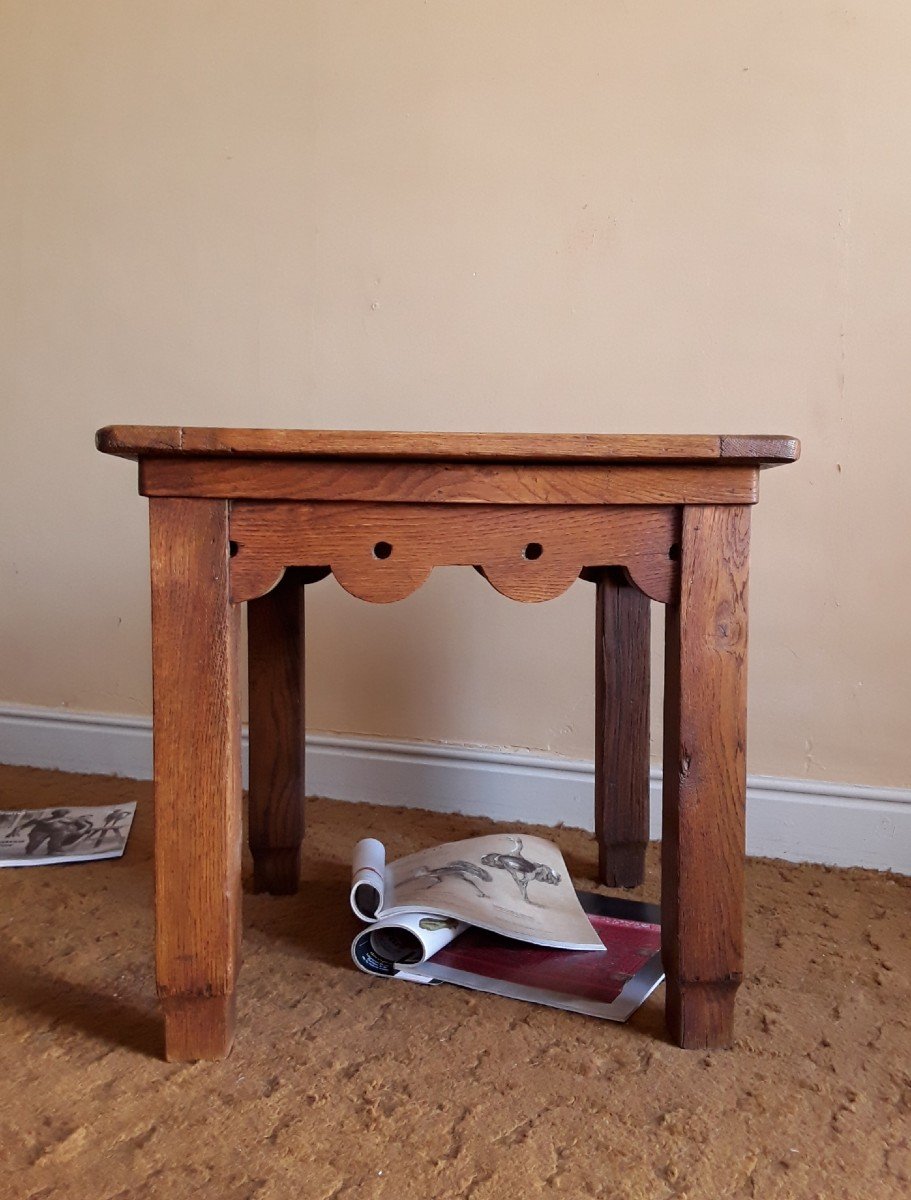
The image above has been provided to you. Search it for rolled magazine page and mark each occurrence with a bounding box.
[350,837,386,921]
[351,911,468,977]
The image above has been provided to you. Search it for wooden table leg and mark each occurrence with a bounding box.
[150,498,242,1061]
[247,570,306,895]
[661,505,750,1049]
[595,570,651,888]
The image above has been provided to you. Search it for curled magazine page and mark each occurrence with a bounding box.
[385,833,603,951]
[350,838,386,921]
[351,911,467,977]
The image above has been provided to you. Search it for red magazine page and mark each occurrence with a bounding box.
[430,912,660,1005]
[409,893,663,1020]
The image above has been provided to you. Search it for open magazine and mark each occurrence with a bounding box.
[351,833,603,974]
[0,804,136,866]
[350,834,664,1021]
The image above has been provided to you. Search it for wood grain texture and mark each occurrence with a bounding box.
[594,572,651,888]
[139,458,759,506]
[98,425,800,465]
[228,502,681,606]
[720,435,801,465]
[149,498,242,1062]
[247,571,306,896]
[160,994,237,1063]
[661,504,750,1050]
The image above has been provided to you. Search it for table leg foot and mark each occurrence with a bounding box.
[665,979,739,1049]
[598,841,647,889]
[162,994,237,1062]
[252,846,303,895]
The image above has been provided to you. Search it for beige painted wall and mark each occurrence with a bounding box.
[1,2,909,788]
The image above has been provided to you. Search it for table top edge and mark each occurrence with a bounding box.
[96,426,800,466]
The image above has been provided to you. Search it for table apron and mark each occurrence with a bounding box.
[140,457,758,507]
[228,501,682,606]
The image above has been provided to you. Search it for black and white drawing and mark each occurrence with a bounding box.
[352,832,604,955]
[0,803,137,867]
[19,809,95,857]
[92,808,133,849]
[402,860,493,898]
[481,837,562,904]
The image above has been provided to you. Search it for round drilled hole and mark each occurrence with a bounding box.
[229,540,239,558]
[523,542,544,561]
[668,542,681,561]
[373,541,393,560]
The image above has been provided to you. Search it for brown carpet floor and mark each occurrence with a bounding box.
[0,765,908,1200]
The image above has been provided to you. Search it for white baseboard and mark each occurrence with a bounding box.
[0,703,908,874]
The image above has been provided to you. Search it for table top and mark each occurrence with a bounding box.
[97,427,799,466]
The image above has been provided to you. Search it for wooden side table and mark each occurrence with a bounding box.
[97,427,799,1061]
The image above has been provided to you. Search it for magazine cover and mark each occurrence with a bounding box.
[0,804,137,867]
